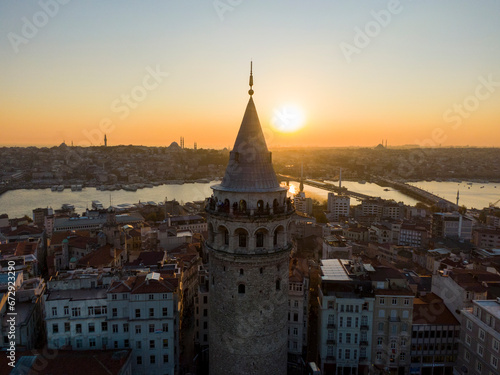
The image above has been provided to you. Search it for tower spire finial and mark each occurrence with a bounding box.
[248,61,254,96]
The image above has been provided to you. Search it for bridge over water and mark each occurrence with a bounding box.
[278,174,458,208]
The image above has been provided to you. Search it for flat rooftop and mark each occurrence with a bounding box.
[321,259,351,281]
[474,300,500,318]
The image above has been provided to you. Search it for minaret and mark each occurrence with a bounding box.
[104,134,107,147]
[456,189,460,206]
[299,163,304,193]
[207,63,293,375]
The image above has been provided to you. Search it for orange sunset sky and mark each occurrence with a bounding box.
[1,1,499,149]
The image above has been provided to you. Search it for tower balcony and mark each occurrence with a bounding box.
[205,198,295,221]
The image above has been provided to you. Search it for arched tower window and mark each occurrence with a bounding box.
[257,200,264,213]
[218,226,229,246]
[235,228,248,248]
[239,200,247,213]
[256,232,264,247]
[273,225,284,248]
[239,268,244,275]
[276,279,281,291]
[238,284,245,294]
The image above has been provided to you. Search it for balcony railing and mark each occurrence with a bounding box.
[327,323,336,329]
[360,340,369,346]
[326,339,336,345]
[325,356,336,362]
[360,324,369,331]
[388,316,401,322]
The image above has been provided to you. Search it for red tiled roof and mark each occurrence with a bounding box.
[0,242,18,257]
[413,293,460,325]
[77,245,122,268]
[14,241,38,256]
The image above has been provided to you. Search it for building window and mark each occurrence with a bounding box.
[88,323,95,333]
[476,361,482,372]
[477,344,484,357]
[378,322,384,331]
[149,294,154,300]
[163,339,169,348]
[276,279,281,291]
[112,294,117,300]
[404,298,410,305]
[112,308,117,317]
[392,298,397,305]
[149,324,155,333]
[465,350,470,362]
[149,308,154,318]
[399,352,406,361]
[163,323,169,332]
[136,356,142,365]
[64,306,69,315]
[379,297,385,305]
[377,337,383,346]
[149,340,155,349]
[64,322,70,332]
[346,317,352,328]
[163,354,169,363]
[345,349,350,360]
[491,356,498,369]
[479,328,485,341]
[52,324,58,334]
[51,307,57,316]
[466,334,471,346]
[112,324,118,333]
[346,333,351,344]
[76,324,82,334]
[136,341,141,349]
[123,323,129,333]
[89,338,96,348]
[493,339,500,352]
[256,232,264,247]
[163,307,168,317]
[76,339,82,348]
[135,309,141,318]
[466,319,472,331]
[238,284,245,294]
[71,307,81,317]
[135,325,141,334]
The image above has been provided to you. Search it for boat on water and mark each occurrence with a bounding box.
[70,185,83,191]
[51,185,58,192]
[92,200,104,210]
[123,185,138,192]
[384,188,390,191]
[358,180,366,184]
[57,185,64,192]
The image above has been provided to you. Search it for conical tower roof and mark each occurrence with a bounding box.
[215,65,283,193]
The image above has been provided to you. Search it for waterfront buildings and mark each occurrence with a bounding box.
[327,193,350,222]
[431,212,473,241]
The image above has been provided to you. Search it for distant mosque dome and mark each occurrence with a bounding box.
[168,141,182,150]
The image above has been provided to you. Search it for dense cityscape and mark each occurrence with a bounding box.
[2,1,500,375]
[1,115,500,375]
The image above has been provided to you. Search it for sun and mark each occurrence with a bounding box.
[271,104,305,133]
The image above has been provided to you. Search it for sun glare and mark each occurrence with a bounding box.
[271,105,305,133]
[288,184,297,195]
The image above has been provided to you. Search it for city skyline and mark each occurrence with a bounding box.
[1,0,500,148]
